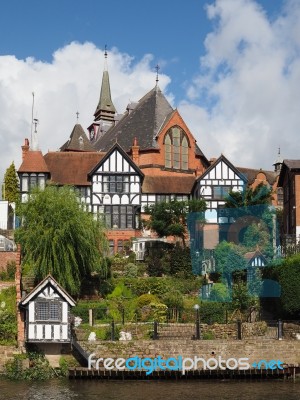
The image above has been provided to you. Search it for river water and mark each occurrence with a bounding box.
[1,379,300,400]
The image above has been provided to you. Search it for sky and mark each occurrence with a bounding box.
[1,0,300,189]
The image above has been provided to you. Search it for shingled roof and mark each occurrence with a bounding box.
[44,152,105,186]
[94,86,174,152]
[60,124,94,152]
[18,151,49,173]
[142,175,195,194]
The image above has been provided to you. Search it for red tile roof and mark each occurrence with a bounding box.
[142,175,195,194]
[18,151,50,173]
[44,152,105,186]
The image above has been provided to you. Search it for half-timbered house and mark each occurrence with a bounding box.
[19,275,76,344]
[17,52,279,255]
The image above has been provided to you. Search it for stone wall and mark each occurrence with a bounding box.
[82,339,300,367]
[0,346,21,372]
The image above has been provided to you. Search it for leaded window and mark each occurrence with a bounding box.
[103,175,129,193]
[164,126,189,170]
[21,173,47,193]
[213,186,231,200]
[36,301,61,321]
[104,205,135,229]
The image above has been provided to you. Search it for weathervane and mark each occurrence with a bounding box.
[104,44,107,59]
[76,111,80,122]
[155,64,160,85]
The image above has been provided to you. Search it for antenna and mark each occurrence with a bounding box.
[33,118,39,133]
[31,92,35,145]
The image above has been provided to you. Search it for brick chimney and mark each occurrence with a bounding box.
[131,137,140,166]
[15,245,25,347]
[21,138,30,161]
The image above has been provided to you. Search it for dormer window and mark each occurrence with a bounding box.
[164,126,189,170]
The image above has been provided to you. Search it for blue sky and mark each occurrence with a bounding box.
[0,0,281,101]
[0,0,299,185]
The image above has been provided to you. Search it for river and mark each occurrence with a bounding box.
[1,379,300,400]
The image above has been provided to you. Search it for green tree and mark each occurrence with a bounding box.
[278,254,300,317]
[144,199,206,247]
[225,183,276,261]
[3,162,19,203]
[214,241,247,287]
[225,182,273,209]
[15,185,108,296]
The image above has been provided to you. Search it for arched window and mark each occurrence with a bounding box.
[165,134,172,168]
[164,127,189,170]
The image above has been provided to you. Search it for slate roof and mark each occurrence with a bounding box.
[94,70,116,119]
[60,124,94,152]
[281,160,300,170]
[44,152,105,186]
[278,160,300,186]
[142,175,195,194]
[93,86,174,152]
[237,167,277,185]
[18,151,50,173]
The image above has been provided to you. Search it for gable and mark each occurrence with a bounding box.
[89,143,144,176]
[198,156,247,184]
[156,109,208,163]
[20,275,76,307]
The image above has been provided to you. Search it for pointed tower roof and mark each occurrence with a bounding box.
[94,85,174,152]
[273,147,283,173]
[94,50,116,122]
[60,124,94,152]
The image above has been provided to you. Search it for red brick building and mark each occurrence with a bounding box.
[17,55,280,254]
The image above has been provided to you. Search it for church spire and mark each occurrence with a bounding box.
[273,147,283,174]
[94,46,116,122]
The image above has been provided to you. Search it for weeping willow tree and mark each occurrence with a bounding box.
[15,185,108,295]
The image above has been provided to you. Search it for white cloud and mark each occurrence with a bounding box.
[1,0,300,198]
[181,0,300,169]
[0,42,171,191]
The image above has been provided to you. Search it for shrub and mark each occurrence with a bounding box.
[199,302,227,324]
[124,263,138,278]
[0,310,17,344]
[136,293,160,308]
[5,353,56,380]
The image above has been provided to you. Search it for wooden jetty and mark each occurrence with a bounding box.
[68,365,299,380]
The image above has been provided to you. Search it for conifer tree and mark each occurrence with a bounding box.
[3,162,19,203]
